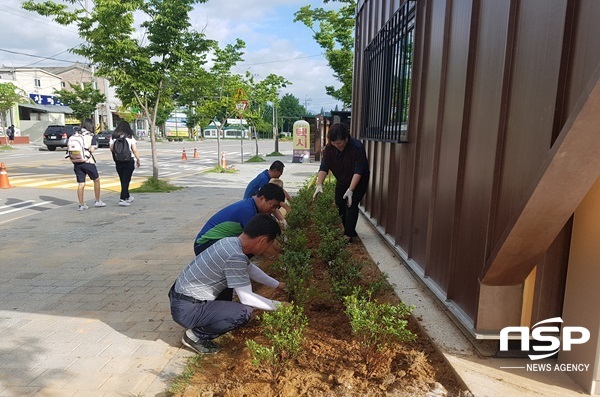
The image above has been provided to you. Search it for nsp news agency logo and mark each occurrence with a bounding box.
[499,317,590,372]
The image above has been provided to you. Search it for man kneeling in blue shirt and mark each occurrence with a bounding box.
[169,213,286,354]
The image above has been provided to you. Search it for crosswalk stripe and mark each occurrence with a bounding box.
[0,201,52,215]
[0,200,35,210]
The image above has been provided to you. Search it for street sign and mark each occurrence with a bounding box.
[236,101,248,112]
[29,93,63,106]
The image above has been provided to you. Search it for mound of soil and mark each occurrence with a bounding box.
[174,236,467,397]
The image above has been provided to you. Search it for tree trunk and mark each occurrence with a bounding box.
[150,123,159,179]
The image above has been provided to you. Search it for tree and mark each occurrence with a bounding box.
[244,72,290,154]
[23,0,215,179]
[0,83,28,145]
[193,39,246,164]
[279,94,307,132]
[54,82,106,122]
[294,0,356,108]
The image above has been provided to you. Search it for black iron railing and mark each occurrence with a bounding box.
[361,0,416,143]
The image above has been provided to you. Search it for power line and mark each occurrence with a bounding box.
[0,4,79,34]
[240,53,323,67]
[0,48,83,64]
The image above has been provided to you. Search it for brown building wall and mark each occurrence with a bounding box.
[354,0,600,328]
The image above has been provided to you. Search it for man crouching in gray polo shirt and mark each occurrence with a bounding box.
[169,213,287,354]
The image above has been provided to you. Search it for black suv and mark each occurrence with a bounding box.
[43,125,80,151]
[96,130,114,148]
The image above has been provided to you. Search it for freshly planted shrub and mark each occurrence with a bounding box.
[274,248,314,307]
[286,196,312,230]
[280,227,308,253]
[344,292,416,377]
[329,254,365,299]
[246,304,308,381]
[317,227,347,263]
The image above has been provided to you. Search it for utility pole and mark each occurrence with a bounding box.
[274,103,279,153]
[104,79,112,130]
[304,95,311,112]
[91,64,100,129]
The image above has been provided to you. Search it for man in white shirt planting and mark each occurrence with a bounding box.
[169,213,286,354]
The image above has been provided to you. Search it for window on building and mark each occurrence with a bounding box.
[361,0,416,143]
[61,82,66,88]
[34,78,41,87]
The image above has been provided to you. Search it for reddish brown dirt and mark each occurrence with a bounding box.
[175,237,467,397]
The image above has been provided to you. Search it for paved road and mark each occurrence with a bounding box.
[0,139,301,224]
[0,142,320,396]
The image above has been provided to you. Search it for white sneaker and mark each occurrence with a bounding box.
[78,204,89,211]
[126,196,134,203]
[94,200,107,207]
[119,200,130,206]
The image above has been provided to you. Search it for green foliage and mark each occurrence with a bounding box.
[285,196,312,231]
[245,155,266,163]
[273,248,314,307]
[168,353,204,394]
[279,228,308,253]
[246,304,308,381]
[22,0,215,179]
[344,292,416,377]
[317,227,347,263]
[130,177,183,193]
[54,82,106,122]
[294,0,356,108]
[203,165,238,174]
[329,253,365,298]
[279,93,307,131]
[0,82,29,129]
[265,151,284,156]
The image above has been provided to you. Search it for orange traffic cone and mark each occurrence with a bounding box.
[0,162,12,189]
[220,151,226,168]
[181,147,187,160]
[193,147,199,158]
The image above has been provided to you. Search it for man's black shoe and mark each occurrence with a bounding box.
[181,333,220,354]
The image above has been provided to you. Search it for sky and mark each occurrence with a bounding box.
[0,0,345,114]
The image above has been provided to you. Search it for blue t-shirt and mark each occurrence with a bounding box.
[243,169,270,199]
[194,198,259,247]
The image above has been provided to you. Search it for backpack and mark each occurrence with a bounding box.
[112,137,132,162]
[66,133,90,163]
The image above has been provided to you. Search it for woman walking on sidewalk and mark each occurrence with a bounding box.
[110,121,140,206]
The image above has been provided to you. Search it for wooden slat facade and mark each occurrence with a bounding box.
[353,0,600,337]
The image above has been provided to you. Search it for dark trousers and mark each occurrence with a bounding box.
[334,175,369,238]
[115,160,135,200]
[168,284,251,340]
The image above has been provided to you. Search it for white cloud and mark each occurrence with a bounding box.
[0,0,344,113]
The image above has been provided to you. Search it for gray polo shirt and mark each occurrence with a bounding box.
[175,237,250,300]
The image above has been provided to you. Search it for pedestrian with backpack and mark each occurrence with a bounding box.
[68,118,107,211]
[110,121,140,206]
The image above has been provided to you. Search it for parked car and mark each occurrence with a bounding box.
[43,125,80,151]
[96,130,114,148]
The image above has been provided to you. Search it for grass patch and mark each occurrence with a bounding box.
[168,354,205,395]
[130,177,183,193]
[0,145,16,151]
[204,165,238,174]
[246,155,266,162]
[266,151,284,157]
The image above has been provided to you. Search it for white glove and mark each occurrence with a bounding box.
[342,189,353,207]
[280,219,288,229]
[313,184,323,200]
